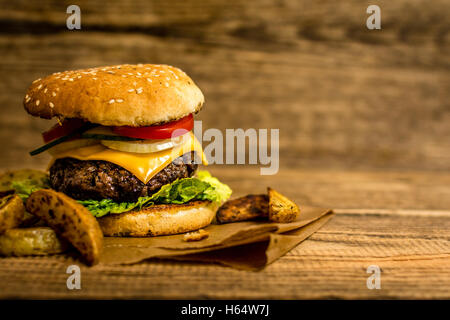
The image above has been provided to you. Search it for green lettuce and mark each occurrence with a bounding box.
[9,177,50,201]
[195,170,232,203]
[78,171,232,218]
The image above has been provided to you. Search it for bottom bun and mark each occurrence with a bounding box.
[98,201,218,237]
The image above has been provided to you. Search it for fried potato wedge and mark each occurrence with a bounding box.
[0,169,47,227]
[0,190,15,198]
[0,169,48,192]
[0,227,69,256]
[216,194,269,224]
[183,229,210,242]
[20,211,43,227]
[26,189,103,265]
[0,194,25,234]
[268,187,300,223]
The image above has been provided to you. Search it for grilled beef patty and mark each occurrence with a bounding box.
[49,152,198,202]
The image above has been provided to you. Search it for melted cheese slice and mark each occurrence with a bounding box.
[49,132,208,184]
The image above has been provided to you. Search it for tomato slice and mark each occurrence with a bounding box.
[42,119,86,143]
[113,114,194,140]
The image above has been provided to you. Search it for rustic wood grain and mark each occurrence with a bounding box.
[0,0,449,171]
[0,207,448,299]
[0,0,449,300]
[208,167,450,211]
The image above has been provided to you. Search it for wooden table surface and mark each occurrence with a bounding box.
[0,167,449,299]
[0,0,449,299]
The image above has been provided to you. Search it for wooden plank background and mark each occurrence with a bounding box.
[0,0,449,300]
[0,0,449,171]
[207,167,450,210]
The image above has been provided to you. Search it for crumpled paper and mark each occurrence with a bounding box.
[99,206,333,270]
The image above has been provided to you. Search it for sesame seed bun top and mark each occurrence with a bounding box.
[23,64,204,126]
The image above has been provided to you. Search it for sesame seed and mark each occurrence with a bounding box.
[116,99,124,103]
[166,77,170,81]
[137,72,142,76]
[92,77,97,80]
[36,100,40,106]
[109,99,115,104]
[69,78,74,81]
[43,88,48,93]
[37,84,43,90]
[147,78,152,83]
[32,78,41,83]
[122,75,127,78]
[165,82,169,87]
[174,75,179,79]
[25,97,31,103]
[52,92,56,97]
[49,102,54,108]
[128,89,134,92]
[136,87,143,94]
[25,94,29,99]
[107,71,115,74]
[154,74,160,77]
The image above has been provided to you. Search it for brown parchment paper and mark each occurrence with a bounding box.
[99,206,333,270]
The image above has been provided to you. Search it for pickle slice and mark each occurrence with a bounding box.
[0,227,69,256]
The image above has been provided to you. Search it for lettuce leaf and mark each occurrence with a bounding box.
[195,170,232,203]
[78,171,232,218]
[10,178,50,201]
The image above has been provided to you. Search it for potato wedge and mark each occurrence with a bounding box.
[0,194,25,234]
[0,192,42,228]
[26,189,103,265]
[268,187,300,223]
[20,211,43,227]
[0,227,68,256]
[0,190,15,198]
[0,170,47,227]
[216,194,269,224]
[183,229,210,242]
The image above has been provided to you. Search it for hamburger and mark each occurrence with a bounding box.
[22,64,231,237]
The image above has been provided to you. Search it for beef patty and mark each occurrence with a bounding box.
[49,152,198,202]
